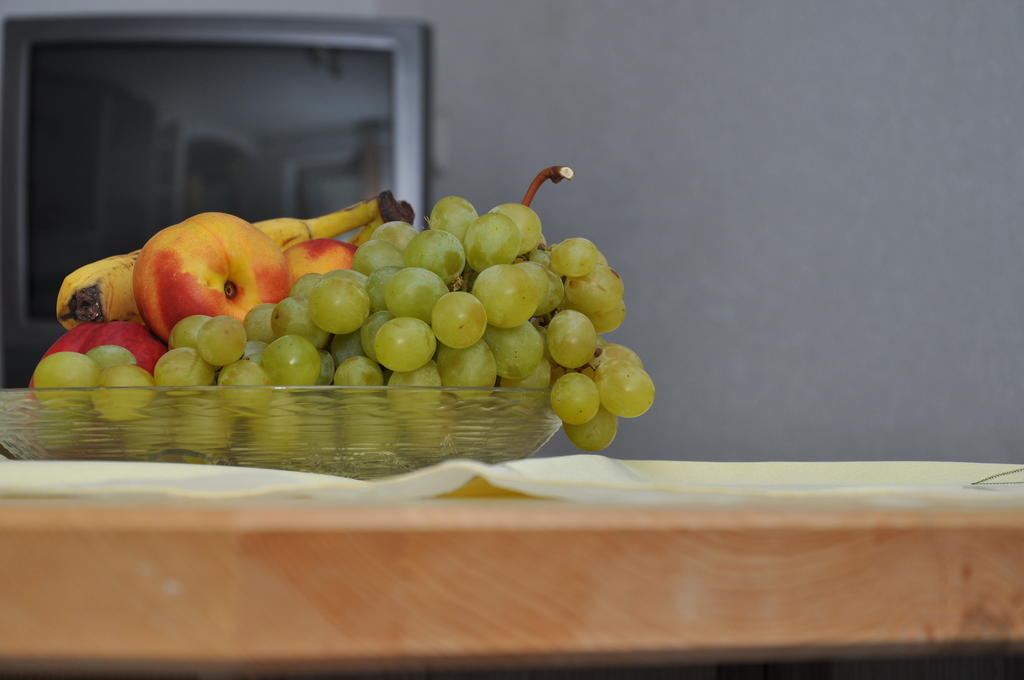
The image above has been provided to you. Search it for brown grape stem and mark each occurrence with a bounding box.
[521,166,574,207]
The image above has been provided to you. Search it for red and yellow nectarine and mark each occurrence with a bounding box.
[133,212,291,341]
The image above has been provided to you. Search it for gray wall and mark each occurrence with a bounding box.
[4,0,1024,463]
[385,0,1024,463]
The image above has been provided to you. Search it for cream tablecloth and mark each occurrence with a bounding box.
[1,455,1023,505]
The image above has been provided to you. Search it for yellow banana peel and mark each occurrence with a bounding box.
[55,251,145,329]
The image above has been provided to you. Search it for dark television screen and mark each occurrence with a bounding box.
[27,42,394,319]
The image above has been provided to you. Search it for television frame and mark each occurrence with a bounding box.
[1,14,429,386]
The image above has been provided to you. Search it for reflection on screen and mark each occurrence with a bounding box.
[28,43,393,317]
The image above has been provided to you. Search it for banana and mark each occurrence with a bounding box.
[55,191,414,330]
[56,251,144,329]
[255,190,409,249]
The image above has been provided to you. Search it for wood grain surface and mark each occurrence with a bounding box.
[0,499,1022,674]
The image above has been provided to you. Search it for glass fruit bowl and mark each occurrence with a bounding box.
[0,385,561,479]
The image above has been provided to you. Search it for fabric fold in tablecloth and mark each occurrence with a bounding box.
[1,455,1023,505]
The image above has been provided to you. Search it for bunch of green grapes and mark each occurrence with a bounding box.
[423,195,654,451]
[169,194,651,451]
[260,192,650,452]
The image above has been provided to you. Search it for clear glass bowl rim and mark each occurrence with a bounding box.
[4,385,550,394]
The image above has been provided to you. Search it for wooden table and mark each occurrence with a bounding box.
[0,498,1022,674]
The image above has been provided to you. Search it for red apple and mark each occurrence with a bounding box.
[31,321,167,386]
[284,238,357,283]
[133,212,291,342]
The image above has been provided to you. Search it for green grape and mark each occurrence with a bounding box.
[595,248,608,265]
[323,268,369,286]
[563,406,617,451]
[153,347,215,386]
[564,264,624,315]
[550,237,598,278]
[218,360,271,386]
[387,358,441,389]
[330,331,364,365]
[85,345,137,370]
[32,351,101,391]
[437,340,497,388]
[366,266,402,313]
[352,239,404,275]
[289,272,324,299]
[261,334,321,385]
[385,267,448,323]
[243,303,276,344]
[360,310,394,362]
[173,393,232,457]
[500,357,551,388]
[529,248,551,268]
[404,229,466,284]
[91,364,155,421]
[595,360,655,418]
[483,322,544,379]
[431,291,487,349]
[547,309,597,369]
[387,360,442,411]
[243,340,267,364]
[463,213,519,270]
[374,221,420,250]
[245,393,301,454]
[375,317,437,373]
[168,314,212,350]
[597,343,643,368]
[536,269,565,317]
[116,394,174,456]
[217,360,272,410]
[309,277,370,334]
[317,349,336,385]
[472,264,536,328]
[550,372,600,425]
[515,261,549,309]
[489,203,542,254]
[429,196,478,242]
[333,355,384,386]
[196,315,247,367]
[336,393,396,456]
[271,296,330,348]
[588,298,626,334]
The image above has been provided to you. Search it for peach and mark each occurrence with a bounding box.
[284,238,357,283]
[133,212,291,341]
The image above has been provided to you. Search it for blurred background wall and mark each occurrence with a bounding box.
[3,0,1023,463]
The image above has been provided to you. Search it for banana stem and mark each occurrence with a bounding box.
[521,166,574,207]
[375,190,416,224]
[347,190,416,245]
